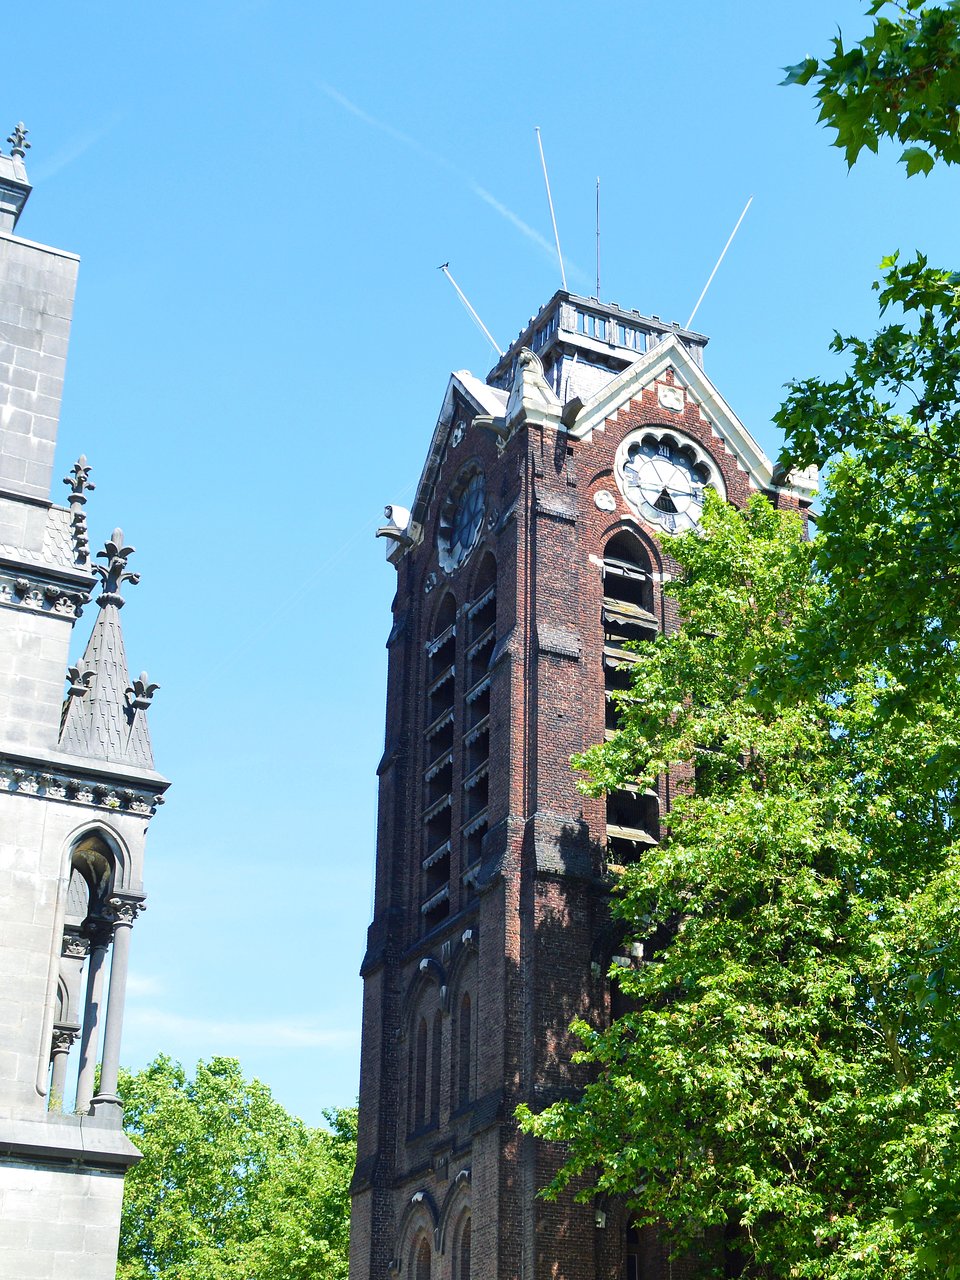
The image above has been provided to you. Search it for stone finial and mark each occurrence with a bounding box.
[66,663,95,698]
[126,672,159,712]
[64,457,95,565]
[6,123,30,159]
[92,529,140,608]
[64,456,95,502]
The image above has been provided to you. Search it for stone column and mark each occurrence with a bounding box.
[92,895,144,1107]
[49,1024,79,1106]
[75,917,114,1112]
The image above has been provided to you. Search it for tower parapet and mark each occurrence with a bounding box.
[486,289,709,406]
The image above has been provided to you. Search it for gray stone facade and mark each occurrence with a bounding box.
[0,138,169,1279]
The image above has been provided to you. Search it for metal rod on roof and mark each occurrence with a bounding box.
[596,176,601,301]
[437,263,504,358]
[535,127,567,291]
[685,195,754,331]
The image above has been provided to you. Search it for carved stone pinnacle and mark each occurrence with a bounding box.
[7,123,30,159]
[64,456,95,503]
[93,528,140,607]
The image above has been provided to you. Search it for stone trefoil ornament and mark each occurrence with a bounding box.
[66,663,95,698]
[6,122,29,159]
[93,529,139,608]
[125,672,159,714]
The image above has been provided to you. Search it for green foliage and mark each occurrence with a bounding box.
[518,494,960,1277]
[783,1,960,173]
[776,253,960,716]
[117,1056,356,1280]
[518,8,960,1275]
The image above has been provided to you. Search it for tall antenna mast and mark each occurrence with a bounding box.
[595,176,601,300]
[437,263,504,358]
[685,195,754,330]
[535,127,567,290]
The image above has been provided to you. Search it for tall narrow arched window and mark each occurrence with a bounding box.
[423,593,457,934]
[463,554,496,891]
[430,1009,442,1126]
[625,1221,643,1280]
[456,1215,472,1280]
[51,833,117,1111]
[415,1235,432,1280]
[415,1016,428,1129]
[457,992,472,1108]
[602,532,660,867]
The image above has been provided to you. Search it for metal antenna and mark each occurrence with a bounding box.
[595,177,601,300]
[437,263,504,358]
[535,127,567,290]
[685,195,754,331]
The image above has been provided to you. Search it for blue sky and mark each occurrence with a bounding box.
[7,1,959,1126]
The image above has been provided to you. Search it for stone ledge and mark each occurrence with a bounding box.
[0,1112,141,1171]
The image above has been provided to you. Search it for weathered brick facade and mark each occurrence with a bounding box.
[351,293,814,1280]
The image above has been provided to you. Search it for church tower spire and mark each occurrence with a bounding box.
[0,129,169,1280]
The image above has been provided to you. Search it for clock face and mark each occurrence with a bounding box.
[615,430,724,532]
[438,468,486,571]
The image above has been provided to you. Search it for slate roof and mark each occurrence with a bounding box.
[0,505,83,573]
[59,601,155,770]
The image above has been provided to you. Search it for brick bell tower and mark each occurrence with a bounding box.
[350,292,815,1280]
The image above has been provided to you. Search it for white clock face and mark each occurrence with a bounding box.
[615,430,724,532]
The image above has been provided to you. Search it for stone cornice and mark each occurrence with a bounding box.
[0,751,168,818]
[0,564,91,620]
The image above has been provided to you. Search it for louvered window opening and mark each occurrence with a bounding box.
[602,535,660,864]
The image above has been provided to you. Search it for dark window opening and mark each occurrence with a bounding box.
[464,767,488,821]
[607,787,659,867]
[425,756,453,808]
[465,678,490,729]
[423,890,450,933]
[464,724,489,777]
[428,666,456,723]
[424,851,450,898]
[425,711,455,765]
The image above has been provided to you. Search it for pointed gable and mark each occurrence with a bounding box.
[565,333,817,502]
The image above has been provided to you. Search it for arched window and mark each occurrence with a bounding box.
[602,532,660,867]
[430,1009,442,1126]
[415,1016,428,1129]
[455,1214,472,1280]
[423,593,457,933]
[415,1235,432,1280]
[625,1220,644,1280]
[51,833,118,1111]
[463,554,496,888]
[456,992,472,1108]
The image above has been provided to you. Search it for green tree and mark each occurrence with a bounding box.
[783,1,960,175]
[518,8,960,1274]
[517,494,960,1277]
[118,1055,356,1280]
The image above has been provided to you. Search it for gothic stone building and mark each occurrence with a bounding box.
[0,137,168,1278]
[350,289,816,1280]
